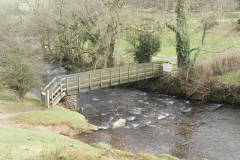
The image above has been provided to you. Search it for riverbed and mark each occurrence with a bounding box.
[76,87,240,160]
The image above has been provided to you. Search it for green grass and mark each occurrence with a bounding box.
[0,124,181,160]
[0,88,17,102]
[216,70,240,86]
[0,88,97,132]
[158,28,240,59]
[9,106,96,131]
[0,89,96,131]
[0,125,102,160]
[115,39,134,52]
[114,16,240,63]
[0,90,43,113]
[158,154,181,160]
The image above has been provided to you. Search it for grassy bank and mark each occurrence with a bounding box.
[0,125,101,160]
[0,90,102,159]
[0,89,181,160]
[8,106,96,132]
[134,51,240,105]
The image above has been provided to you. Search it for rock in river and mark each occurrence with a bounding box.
[111,118,126,129]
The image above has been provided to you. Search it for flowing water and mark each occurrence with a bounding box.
[40,65,240,160]
[76,87,240,160]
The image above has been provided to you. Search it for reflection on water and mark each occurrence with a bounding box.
[76,87,240,160]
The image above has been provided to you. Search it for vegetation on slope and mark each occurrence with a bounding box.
[152,51,240,104]
[0,90,43,113]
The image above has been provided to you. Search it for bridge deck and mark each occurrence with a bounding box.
[41,62,164,107]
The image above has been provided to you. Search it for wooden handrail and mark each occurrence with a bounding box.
[41,61,164,107]
[42,77,57,91]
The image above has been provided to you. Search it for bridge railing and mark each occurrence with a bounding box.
[41,61,164,107]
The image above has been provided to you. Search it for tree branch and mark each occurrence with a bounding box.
[193,20,208,63]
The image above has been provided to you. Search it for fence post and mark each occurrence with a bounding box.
[159,62,161,75]
[89,73,92,90]
[152,63,154,77]
[51,90,54,107]
[46,90,50,108]
[78,76,81,92]
[40,87,44,104]
[66,78,69,94]
[78,75,81,92]
[119,68,121,83]
[59,78,62,97]
[110,70,112,85]
[145,64,147,79]
[100,71,102,88]
[128,66,130,82]
[137,65,139,80]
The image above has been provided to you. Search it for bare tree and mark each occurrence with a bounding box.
[24,0,127,71]
[100,0,125,67]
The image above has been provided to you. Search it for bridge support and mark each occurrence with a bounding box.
[61,95,78,111]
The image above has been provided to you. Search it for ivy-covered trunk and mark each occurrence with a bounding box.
[168,0,190,68]
[176,0,191,68]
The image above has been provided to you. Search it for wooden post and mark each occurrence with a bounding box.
[66,78,69,94]
[137,65,139,80]
[100,71,102,88]
[46,90,50,108]
[119,68,121,84]
[110,70,112,85]
[40,87,44,103]
[159,63,161,75]
[152,63,154,77]
[145,64,147,79]
[128,66,130,82]
[78,76,81,92]
[59,79,62,96]
[89,73,92,90]
[51,90,54,107]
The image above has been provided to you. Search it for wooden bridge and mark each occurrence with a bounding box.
[40,62,165,107]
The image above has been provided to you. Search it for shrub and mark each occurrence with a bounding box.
[0,41,43,99]
[235,18,240,31]
[168,51,240,101]
[134,32,161,63]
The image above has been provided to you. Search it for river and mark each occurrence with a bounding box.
[76,87,240,160]
[42,65,240,160]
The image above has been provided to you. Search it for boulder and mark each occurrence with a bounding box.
[111,118,126,129]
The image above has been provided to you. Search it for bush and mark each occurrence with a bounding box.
[134,32,161,63]
[235,18,240,31]
[0,41,43,99]
[171,51,240,101]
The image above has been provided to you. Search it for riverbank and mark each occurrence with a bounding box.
[130,52,240,105]
[0,89,181,160]
[129,74,240,105]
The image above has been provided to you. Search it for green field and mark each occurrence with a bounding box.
[115,12,240,63]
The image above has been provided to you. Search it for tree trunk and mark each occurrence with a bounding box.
[176,0,191,68]
[107,35,115,68]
